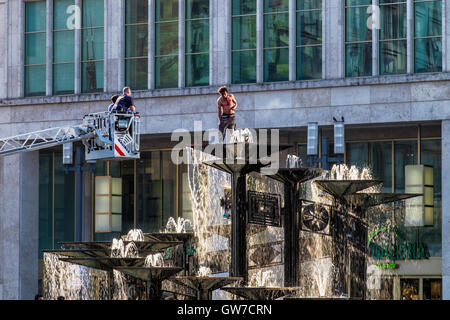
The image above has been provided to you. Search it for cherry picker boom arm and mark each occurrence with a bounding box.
[0,125,97,156]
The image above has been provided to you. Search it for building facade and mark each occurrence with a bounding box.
[0,0,448,299]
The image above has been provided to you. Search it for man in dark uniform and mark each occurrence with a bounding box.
[112,87,136,113]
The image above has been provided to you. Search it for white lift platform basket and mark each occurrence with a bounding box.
[0,112,140,161]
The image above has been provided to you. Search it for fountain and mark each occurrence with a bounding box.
[42,130,423,300]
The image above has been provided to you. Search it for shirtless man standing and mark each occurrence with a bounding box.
[217,86,238,140]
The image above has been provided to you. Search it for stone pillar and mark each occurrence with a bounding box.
[6,0,24,98]
[323,0,344,79]
[407,0,414,73]
[210,0,229,86]
[256,0,263,84]
[289,0,296,81]
[178,0,185,88]
[442,120,450,299]
[148,0,155,90]
[104,0,124,92]
[372,0,379,76]
[74,0,81,94]
[0,0,7,100]
[46,0,53,96]
[0,152,39,300]
[443,0,450,72]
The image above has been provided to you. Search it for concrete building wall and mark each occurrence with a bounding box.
[0,151,39,300]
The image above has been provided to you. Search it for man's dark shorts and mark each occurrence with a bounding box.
[219,114,236,139]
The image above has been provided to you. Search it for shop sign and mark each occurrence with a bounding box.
[368,227,427,265]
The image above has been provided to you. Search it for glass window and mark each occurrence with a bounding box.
[136,151,177,233]
[186,0,209,87]
[401,278,420,300]
[81,0,104,93]
[39,151,75,259]
[126,0,148,90]
[155,0,178,88]
[296,0,322,80]
[25,1,46,97]
[423,279,442,300]
[264,0,289,82]
[379,0,407,75]
[414,0,442,73]
[345,0,372,77]
[53,0,75,95]
[232,0,257,84]
[156,0,179,89]
[394,140,417,193]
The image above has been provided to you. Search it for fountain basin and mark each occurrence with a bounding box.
[169,276,243,300]
[58,257,147,271]
[59,240,183,252]
[314,180,383,198]
[222,287,300,300]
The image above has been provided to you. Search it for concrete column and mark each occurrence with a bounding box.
[104,0,123,92]
[289,0,296,81]
[443,0,450,72]
[179,0,185,88]
[46,0,53,96]
[225,0,232,85]
[372,0,379,76]
[321,0,325,79]
[148,0,155,90]
[6,0,24,98]
[324,0,344,79]
[256,0,263,83]
[407,0,414,73]
[0,152,39,300]
[210,0,229,86]
[0,1,7,100]
[74,0,81,94]
[442,120,450,300]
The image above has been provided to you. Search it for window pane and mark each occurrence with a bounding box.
[156,22,178,56]
[186,54,209,86]
[82,28,104,61]
[346,0,371,5]
[54,155,75,249]
[26,1,46,32]
[126,0,148,24]
[39,152,53,258]
[414,1,442,38]
[380,3,407,40]
[25,33,46,65]
[297,0,321,10]
[232,0,256,15]
[297,10,322,46]
[264,48,289,82]
[156,0,179,22]
[232,50,256,84]
[126,24,148,58]
[369,142,392,192]
[53,30,75,63]
[82,0,104,27]
[394,140,417,193]
[264,0,289,13]
[232,16,257,50]
[82,61,104,93]
[54,0,75,30]
[121,161,135,233]
[155,56,178,89]
[186,19,209,54]
[186,0,209,19]
[264,13,289,48]
[297,46,322,80]
[380,40,407,75]
[25,65,46,97]
[125,58,148,90]
[345,6,372,42]
[162,151,176,226]
[345,43,372,77]
[415,37,442,73]
[346,142,369,169]
[53,63,75,95]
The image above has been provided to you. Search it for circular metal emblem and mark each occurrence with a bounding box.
[302,204,329,232]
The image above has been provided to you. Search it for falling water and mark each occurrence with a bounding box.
[144,253,164,267]
[165,217,192,233]
[286,154,302,168]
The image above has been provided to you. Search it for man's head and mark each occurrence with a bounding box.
[111,94,120,104]
[123,87,131,96]
[218,86,228,98]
